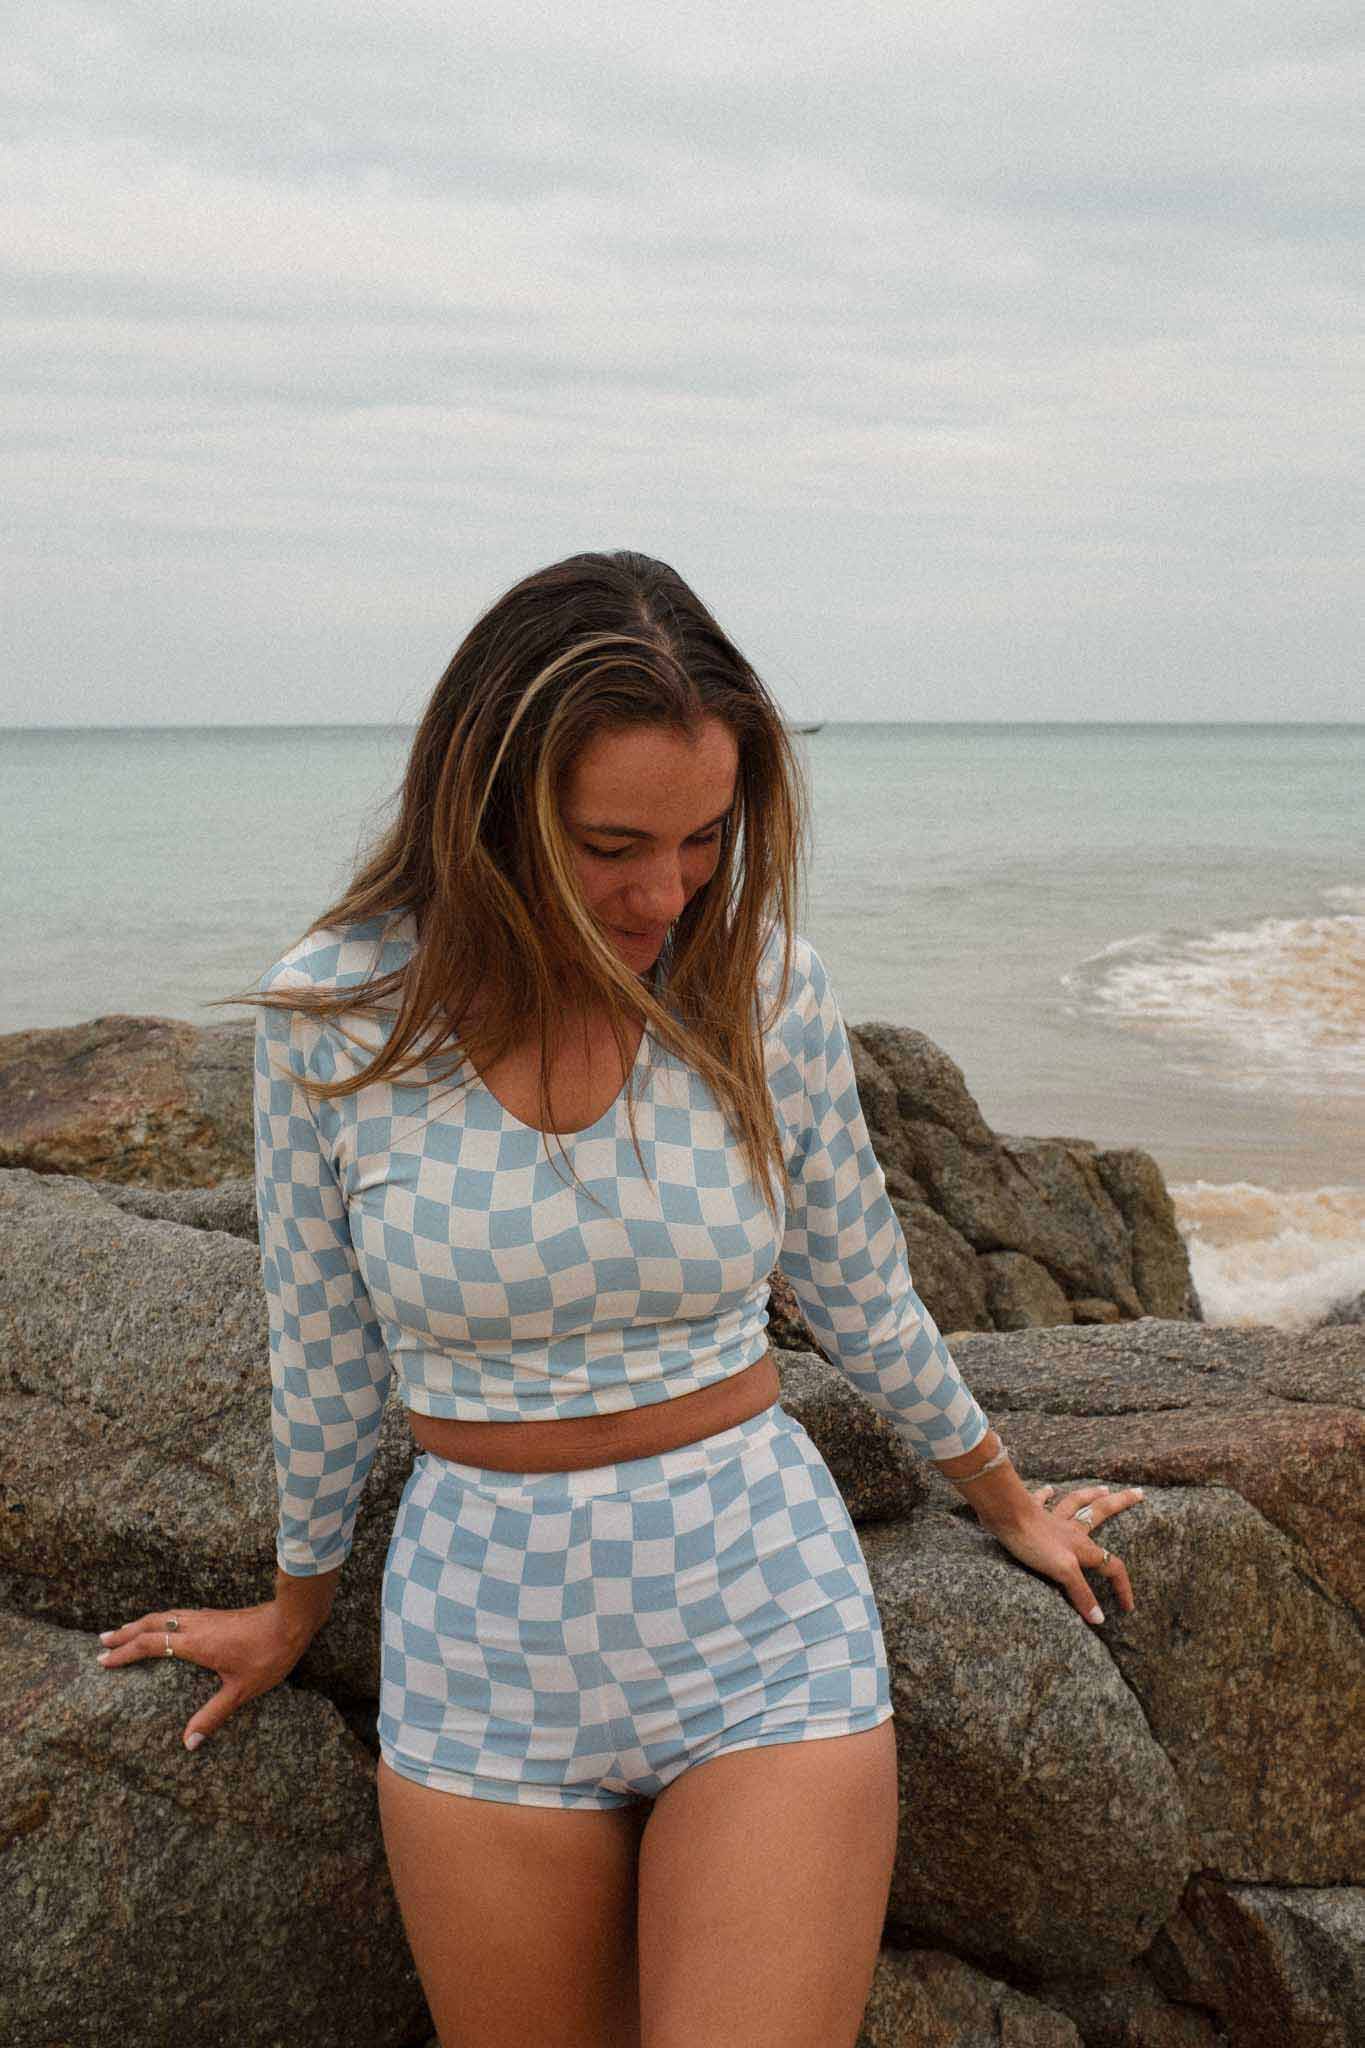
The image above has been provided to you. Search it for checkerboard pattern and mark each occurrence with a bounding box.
[377,1401,892,1807]
[254,912,989,1575]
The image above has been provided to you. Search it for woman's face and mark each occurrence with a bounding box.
[561,716,739,973]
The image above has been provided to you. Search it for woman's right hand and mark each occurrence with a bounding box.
[95,1599,318,1751]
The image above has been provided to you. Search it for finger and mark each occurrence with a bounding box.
[183,1682,244,1752]
[1058,1561,1107,1625]
[1091,1549,1135,1613]
[1049,1485,1111,1520]
[97,1611,184,1648]
[97,1627,204,1670]
[1030,1484,1056,1504]
[1069,1485,1147,1534]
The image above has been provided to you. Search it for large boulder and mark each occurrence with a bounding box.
[0,1167,407,1704]
[859,1512,1190,1976]
[0,1609,426,2048]
[851,1025,995,1148]
[0,1014,254,1187]
[1079,1489,1363,1884]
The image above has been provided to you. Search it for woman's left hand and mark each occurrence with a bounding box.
[984,1484,1143,1624]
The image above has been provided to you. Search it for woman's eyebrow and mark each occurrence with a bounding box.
[577,804,734,842]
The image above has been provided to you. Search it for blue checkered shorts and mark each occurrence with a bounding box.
[377,1400,893,1809]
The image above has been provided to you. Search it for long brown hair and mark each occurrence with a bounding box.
[218,550,810,1215]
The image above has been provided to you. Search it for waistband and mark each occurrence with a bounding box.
[412,1398,792,1507]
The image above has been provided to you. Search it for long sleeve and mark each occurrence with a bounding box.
[253,987,394,1574]
[771,940,991,1463]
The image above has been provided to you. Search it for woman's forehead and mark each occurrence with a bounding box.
[565,719,739,824]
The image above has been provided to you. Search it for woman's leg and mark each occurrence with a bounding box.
[378,1759,649,2048]
[635,1719,898,2048]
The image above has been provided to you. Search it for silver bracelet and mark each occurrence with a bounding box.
[949,1441,1011,1483]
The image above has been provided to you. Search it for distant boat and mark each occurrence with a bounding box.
[789,722,824,734]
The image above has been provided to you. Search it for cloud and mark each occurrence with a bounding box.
[2,0,1360,722]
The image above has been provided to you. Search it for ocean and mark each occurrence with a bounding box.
[5,720,1361,1330]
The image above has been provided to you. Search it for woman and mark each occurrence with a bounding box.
[98,551,1142,2048]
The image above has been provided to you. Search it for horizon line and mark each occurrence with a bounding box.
[4,717,1363,734]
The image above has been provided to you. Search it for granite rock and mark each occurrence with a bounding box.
[0,1609,426,2048]
[979,1250,1074,1330]
[1150,1877,1365,2047]
[856,1946,1082,2047]
[860,1512,1190,1976]
[0,1013,254,1187]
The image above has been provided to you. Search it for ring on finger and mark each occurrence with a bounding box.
[164,1616,182,1632]
[1074,1505,1096,1526]
[164,1632,175,1659]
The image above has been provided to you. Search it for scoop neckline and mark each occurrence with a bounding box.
[463,1020,653,1140]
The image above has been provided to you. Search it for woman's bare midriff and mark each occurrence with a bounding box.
[407,1350,781,1471]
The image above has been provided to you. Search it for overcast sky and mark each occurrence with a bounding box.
[4,1,1360,725]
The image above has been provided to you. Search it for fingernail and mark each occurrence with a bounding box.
[1088,1606,1104,1624]
[97,1651,112,1663]
[98,1631,115,1644]
[1134,1488,1145,1499]
[184,1733,205,1752]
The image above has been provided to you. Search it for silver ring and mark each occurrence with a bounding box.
[1097,1547,1111,1564]
[164,1616,182,1633]
[1074,1505,1095,1526]
[164,1633,174,1659]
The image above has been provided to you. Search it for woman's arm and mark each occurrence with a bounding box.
[254,988,395,1576]
[772,939,1140,1622]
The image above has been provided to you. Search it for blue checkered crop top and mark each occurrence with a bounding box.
[254,912,990,1574]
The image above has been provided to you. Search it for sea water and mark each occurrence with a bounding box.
[5,720,1361,1328]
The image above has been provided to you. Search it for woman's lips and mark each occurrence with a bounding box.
[609,924,666,943]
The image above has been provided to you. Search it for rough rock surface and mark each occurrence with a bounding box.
[1150,1877,1365,2047]
[846,1024,1200,1334]
[860,1511,1189,1975]
[98,1174,260,1240]
[0,1166,408,1703]
[946,1319,1365,1621]
[980,1249,1074,1330]
[892,1199,993,1333]
[856,1946,1083,2046]
[0,1610,426,2048]
[1090,1490,1364,1883]
[1037,1960,1225,2046]
[0,1013,254,1187]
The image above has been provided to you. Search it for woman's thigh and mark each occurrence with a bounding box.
[635,1718,899,2048]
[377,1759,648,2048]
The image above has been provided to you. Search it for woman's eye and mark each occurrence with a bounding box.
[583,829,721,863]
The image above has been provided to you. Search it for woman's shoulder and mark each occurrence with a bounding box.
[256,908,419,998]
[755,924,833,1022]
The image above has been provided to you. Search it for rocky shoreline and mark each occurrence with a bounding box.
[2,1012,1362,2046]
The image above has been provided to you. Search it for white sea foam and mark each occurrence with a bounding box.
[1065,889,1365,1095]
[1171,1181,1365,1330]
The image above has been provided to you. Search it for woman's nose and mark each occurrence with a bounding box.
[625,858,688,922]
